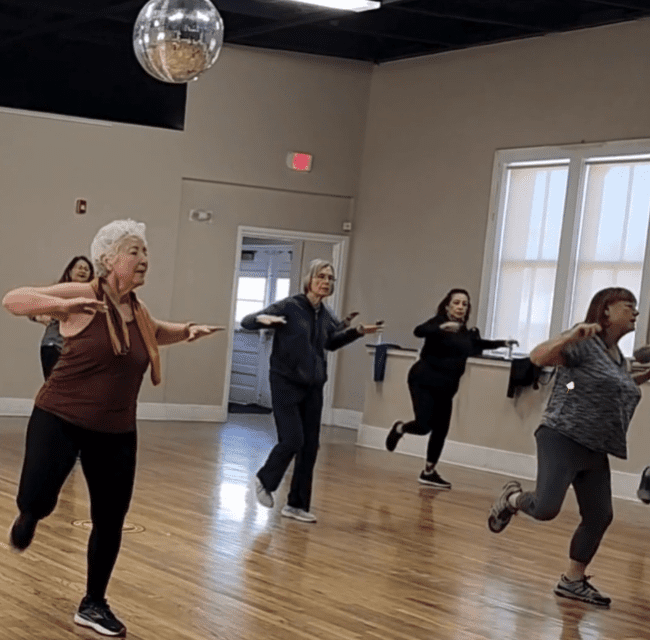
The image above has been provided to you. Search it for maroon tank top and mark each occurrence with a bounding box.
[35,310,150,433]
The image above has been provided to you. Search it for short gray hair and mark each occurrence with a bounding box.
[91,219,147,277]
[302,259,335,296]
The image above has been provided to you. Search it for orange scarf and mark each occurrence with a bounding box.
[91,278,162,386]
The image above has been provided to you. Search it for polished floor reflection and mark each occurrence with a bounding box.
[1,414,650,639]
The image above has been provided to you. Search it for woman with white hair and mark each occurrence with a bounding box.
[2,219,222,637]
[241,259,381,523]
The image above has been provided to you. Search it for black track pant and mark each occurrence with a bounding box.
[516,426,613,565]
[401,379,455,466]
[17,407,137,601]
[257,374,323,511]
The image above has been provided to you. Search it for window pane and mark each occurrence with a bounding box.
[491,164,568,353]
[275,278,290,301]
[569,161,650,355]
[236,276,266,302]
[235,300,265,322]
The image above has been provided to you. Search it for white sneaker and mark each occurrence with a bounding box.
[280,505,317,523]
[255,477,273,508]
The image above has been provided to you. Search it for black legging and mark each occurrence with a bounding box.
[17,407,137,601]
[400,378,455,465]
[257,373,323,511]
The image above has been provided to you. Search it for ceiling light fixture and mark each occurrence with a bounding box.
[288,0,380,12]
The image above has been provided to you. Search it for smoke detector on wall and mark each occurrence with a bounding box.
[189,209,213,223]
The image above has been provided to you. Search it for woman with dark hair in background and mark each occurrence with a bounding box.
[488,287,649,607]
[241,259,382,524]
[385,288,517,489]
[32,256,94,379]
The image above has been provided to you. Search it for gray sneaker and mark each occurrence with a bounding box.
[487,480,522,533]
[255,476,273,508]
[554,575,611,607]
[280,505,317,523]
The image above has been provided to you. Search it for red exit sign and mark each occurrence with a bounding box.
[286,152,313,172]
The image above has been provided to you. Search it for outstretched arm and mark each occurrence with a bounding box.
[3,283,105,321]
[240,300,288,331]
[326,320,384,351]
[530,323,601,367]
[632,366,650,386]
[152,318,225,346]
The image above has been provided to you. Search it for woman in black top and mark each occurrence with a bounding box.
[385,288,516,489]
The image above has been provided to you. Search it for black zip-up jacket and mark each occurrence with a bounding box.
[411,314,506,389]
[240,294,361,387]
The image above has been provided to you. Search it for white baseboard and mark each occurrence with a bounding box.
[330,409,362,430]
[0,398,34,416]
[357,423,642,502]
[136,403,227,423]
[0,398,226,423]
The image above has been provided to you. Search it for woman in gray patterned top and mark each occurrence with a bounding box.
[487,287,650,608]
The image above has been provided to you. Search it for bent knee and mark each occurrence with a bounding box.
[532,508,561,522]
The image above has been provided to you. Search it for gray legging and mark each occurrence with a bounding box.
[516,426,613,565]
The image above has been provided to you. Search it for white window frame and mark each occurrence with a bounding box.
[478,139,650,354]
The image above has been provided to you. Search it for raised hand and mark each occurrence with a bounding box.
[257,314,287,326]
[342,311,360,328]
[356,322,384,335]
[634,345,650,363]
[187,325,225,342]
[567,322,602,343]
[58,297,108,320]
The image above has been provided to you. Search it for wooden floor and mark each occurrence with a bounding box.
[2,414,650,640]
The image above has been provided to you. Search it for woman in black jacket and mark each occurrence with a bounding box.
[241,259,381,523]
[385,288,516,489]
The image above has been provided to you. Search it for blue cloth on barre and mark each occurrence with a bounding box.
[373,343,404,382]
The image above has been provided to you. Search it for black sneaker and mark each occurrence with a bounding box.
[554,575,611,607]
[418,469,451,489]
[9,513,37,552]
[487,480,522,533]
[74,597,126,637]
[385,421,404,452]
[638,466,650,504]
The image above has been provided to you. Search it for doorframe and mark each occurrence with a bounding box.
[223,225,350,425]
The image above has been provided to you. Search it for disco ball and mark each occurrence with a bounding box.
[133,0,224,84]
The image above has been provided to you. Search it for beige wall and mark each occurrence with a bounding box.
[0,46,371,402]
[165,179,350,406]
[335,19,650,411]
[5,19,650,427]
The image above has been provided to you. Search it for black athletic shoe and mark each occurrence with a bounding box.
[385,421,404,452]
[418,469,452,489]
[74,597,126,637]
[9,513,37,552]
[638,466,650,504]
[554,575,611,607]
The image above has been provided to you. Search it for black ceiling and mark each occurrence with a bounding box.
[2,0,650,67]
